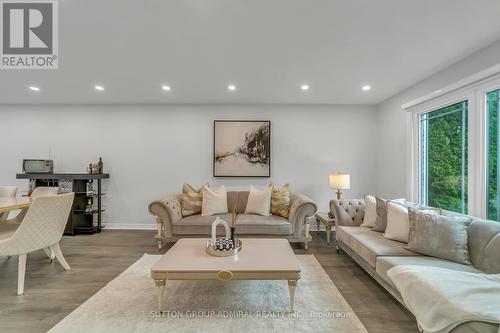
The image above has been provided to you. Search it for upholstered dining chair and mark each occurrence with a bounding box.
[31,186,59,198]
[0,186,17,224]
[0,193,74,295]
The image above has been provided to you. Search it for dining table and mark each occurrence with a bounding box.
[0,197,32,213]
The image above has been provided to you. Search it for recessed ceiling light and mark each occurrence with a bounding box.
[228,84,237,91]
[94,85,105,91]
[29,86,40,92]
[362,85,371,92]
[162,85,171,91]
[301,84,310,91]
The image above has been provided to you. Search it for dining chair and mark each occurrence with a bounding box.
[29,187,61,260]
[0,193,74,295]
[31,186,59,198]
[0,186,17,224]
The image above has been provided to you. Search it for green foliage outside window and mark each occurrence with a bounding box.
[487,90,499,221]
[421,101,468,214]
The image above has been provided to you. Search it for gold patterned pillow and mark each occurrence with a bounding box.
[181,183,207,217]
[270,182,291,218]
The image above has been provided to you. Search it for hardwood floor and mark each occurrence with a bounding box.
[0,230,418,333]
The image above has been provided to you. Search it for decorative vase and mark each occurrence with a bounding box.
[230,227,236,245]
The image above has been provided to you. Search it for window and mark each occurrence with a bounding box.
[487,89,500,221]
[407,67,500,219]
[420,101,468,213]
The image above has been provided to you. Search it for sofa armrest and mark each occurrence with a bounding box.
[289,193,317,238]
[148,194,182,241]
[330,199,365,227]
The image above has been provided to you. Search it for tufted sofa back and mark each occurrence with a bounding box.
[330,199,366,226]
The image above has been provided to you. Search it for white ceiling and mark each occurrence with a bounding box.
[1,0,500,105]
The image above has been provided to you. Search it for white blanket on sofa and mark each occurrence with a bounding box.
[387,265,500,333]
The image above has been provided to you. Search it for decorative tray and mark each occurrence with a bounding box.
[206,238,242,257]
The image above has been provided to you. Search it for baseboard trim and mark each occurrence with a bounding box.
[103,223,156,230]
[102,224,328,231]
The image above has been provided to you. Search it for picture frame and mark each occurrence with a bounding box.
[213,120,271,177]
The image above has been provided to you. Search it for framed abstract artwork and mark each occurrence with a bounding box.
[213,120,271,177]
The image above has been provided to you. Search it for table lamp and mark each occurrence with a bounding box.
[329,173,350,200]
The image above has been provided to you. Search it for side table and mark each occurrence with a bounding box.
[315,212,336,245]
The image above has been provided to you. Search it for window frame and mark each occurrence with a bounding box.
[407,91,474,214]
[406,70,500,219]
[418,100,469,213]
[482,84,500,220]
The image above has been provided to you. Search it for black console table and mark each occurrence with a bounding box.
[16,173,110,235]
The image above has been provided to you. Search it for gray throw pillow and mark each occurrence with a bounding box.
[406,208,472,265]
[373,197,388,232]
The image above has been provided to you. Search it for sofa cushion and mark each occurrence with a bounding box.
[173,213,233,235]
[244,185,271,216]
[226,191,250,214]
[336,226,420,268]
[236,214,292,235]
[201,185,228,216]
[270,182,291,218]
[376,256,482,290]
[360,195,376,227]
[467,219,500,273]
[407,208,472,265]
[180,182,206,217]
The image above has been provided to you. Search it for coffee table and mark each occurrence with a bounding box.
[151,238,301,311]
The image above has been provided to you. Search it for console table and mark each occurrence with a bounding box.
[16,173,109,235]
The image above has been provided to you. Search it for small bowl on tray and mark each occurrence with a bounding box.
[206,238,242,257]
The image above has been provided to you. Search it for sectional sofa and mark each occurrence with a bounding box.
[331,198,500,333]
[149,190,317,250]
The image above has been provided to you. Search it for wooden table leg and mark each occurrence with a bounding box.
[155,280,166,312]
[326,225,332,245]
[288,279,298,312]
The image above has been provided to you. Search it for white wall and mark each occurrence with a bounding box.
[375,39,500,199]
[0,104,377,229]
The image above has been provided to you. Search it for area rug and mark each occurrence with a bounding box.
[48,254,367,333]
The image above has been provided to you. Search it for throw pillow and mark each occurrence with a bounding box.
[383,201,409,242]
[180,182,208,217]
[201,185,228,216]
[360,195,377,227]
[383,202,441,243]
[373,197,388,232]
[373,197,406,232]
[245,185,272,216]
[406,208,472,265]
[269,182,291,218]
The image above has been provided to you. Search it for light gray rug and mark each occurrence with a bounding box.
[49,254,367,333]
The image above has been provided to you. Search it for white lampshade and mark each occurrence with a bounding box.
[329,173,350,190]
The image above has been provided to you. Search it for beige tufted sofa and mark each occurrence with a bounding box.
[149,191,317,250]
[330,198,500,333]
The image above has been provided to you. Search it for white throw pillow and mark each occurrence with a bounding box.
[383,202,410,242]
[360,195,377,228]
[201,185,228,216]
[384,202,440,243]
[245,185,272,216]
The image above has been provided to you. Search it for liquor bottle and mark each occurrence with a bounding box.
[85,199,93,214]
[86,180,93,196]
[98,157,103,174]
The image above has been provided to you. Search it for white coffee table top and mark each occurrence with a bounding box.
[152,238,301,274]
